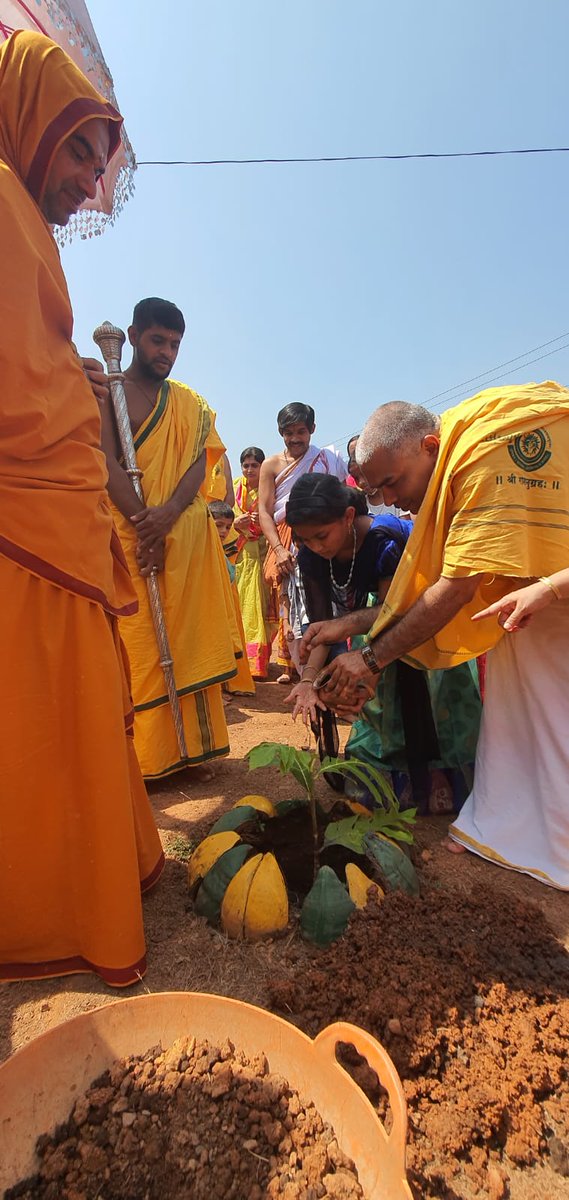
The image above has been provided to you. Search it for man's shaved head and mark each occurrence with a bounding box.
[355,402,441,513]
[356,402,440,464]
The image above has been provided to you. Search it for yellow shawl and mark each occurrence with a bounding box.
[111,380,239,709]
[369,381,569,667]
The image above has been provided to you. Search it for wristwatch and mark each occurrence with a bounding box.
[360,644,381,674]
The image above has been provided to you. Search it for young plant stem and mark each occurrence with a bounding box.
[307,784,319,882]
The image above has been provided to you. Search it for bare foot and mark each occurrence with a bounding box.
[441,836,466,855]
[222,693,233,706]
[276,672,291,685]
[185,763,216,783]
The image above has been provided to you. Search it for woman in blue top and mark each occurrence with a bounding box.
[285,474,482,814]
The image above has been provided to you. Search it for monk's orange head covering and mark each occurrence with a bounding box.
[0,29,122,207]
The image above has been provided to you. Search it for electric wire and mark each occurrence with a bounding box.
[325,335,569,449]
[426,339,569,410]
[424,332,569,406]
[137,146,569,167]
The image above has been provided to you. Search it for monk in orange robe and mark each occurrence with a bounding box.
[0,31,164,986]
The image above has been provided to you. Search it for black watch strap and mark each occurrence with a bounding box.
[361,644,380,674]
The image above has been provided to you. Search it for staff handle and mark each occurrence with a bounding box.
[93,321,189,763]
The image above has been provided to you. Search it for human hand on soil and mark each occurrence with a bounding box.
[472,579,554,631]
[285,680,327,723]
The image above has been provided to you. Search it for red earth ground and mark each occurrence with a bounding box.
[1,670,568,1199]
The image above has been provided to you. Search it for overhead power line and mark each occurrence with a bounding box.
[427,339,569,410]
[425,331,569,409]
[137,145,569,167]
[325,333,569,448]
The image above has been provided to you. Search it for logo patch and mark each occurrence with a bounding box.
[507,428,551,473]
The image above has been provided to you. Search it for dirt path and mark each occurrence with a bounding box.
[2,674,568,1199]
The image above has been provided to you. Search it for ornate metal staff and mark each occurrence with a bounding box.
[93,321,189,762]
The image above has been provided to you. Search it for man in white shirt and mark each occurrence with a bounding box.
[259,403,347,680]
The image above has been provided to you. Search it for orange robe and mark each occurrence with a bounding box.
[0,30,163,986]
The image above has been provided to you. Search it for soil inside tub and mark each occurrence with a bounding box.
[7,1034,364,1200]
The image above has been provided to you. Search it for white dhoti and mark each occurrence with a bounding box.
[449,603,569,889]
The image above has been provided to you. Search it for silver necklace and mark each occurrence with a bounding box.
[329,525,357,593]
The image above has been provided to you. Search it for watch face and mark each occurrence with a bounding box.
[362,646,379,673]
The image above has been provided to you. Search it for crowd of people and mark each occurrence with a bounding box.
[1,30,568,991]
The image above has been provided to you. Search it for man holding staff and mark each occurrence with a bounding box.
[99,298,239,780]
[0,31,164,986]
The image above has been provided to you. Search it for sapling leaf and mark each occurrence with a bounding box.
[325,804,417,853]
[323,816,368,854]
[379,827,414,844]
[247,742,280,770]
[318,758,395,809]
[397,808,418,823]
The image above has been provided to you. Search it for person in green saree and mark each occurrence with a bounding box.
[285,474,482,813]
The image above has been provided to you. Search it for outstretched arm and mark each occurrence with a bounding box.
[473,570,569,631]
[370,573,483,667]
[317,574,483,705]
[300,577,391,661]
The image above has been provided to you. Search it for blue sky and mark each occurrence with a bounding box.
[64,0,569,470]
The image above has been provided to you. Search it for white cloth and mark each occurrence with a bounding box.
[450,603,569,889]
[273,445,348,523]
[367,501,410,518]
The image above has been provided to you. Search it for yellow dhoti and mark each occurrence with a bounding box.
[111,382,240,778]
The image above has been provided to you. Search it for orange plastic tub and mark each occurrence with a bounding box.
[0,991,412,1199]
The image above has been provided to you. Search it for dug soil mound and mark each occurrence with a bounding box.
[269,886,569,1200]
